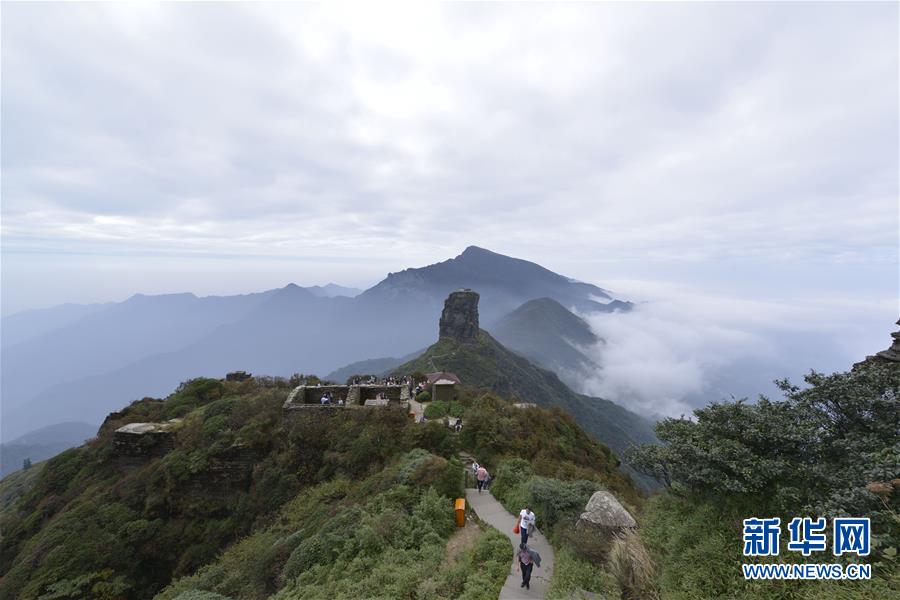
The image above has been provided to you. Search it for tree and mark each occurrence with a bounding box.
[627,362,899,524]
[22,457,31,471]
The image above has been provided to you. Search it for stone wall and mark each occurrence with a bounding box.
[432,383,457,403]
[357,384,405,402]
[177,445,265,501]
[283,384,409,419]
[289,385,354,404]
[112,420,179,464]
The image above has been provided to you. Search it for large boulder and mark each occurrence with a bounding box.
[577,491,637,530]
[439,289,480,342]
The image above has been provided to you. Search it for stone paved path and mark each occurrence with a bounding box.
[465,488,555,600]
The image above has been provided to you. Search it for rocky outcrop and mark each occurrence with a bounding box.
[876,319,900,363]
[854,319,900,368]
[113,420,180,460]
[178,445,265,501]
[439,289,480,342]
[225,371,252,382]
[577,491,637,530]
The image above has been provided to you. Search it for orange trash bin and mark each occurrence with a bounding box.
[454,498,466,527]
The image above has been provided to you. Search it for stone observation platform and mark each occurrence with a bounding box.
[113,419,182,458]
[282,383,410,417]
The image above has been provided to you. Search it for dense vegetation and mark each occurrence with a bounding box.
[158,451,511,600]
[395,330,659,468]
[0,375,638,599]
[628,360,900,599]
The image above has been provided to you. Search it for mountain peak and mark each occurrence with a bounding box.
[459,245,494,258]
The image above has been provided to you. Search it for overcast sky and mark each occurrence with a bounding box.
[2,2,897,317]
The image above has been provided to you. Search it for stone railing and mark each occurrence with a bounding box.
[283,384,410,417]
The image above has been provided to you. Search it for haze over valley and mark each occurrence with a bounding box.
[2,246,893,447]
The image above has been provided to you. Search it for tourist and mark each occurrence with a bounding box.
[518,506,536,544]
[476,464,489,494]
[454,417,462,432]
[516,543,535,590]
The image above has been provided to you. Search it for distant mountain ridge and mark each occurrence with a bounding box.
[492,297,601,387]
[0,422,96,478]
[1,247,630,440]
[362,246,628,322]
[305,283,363,298]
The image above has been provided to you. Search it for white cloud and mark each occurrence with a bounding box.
[1,2,896,314]
[578,283,897,419]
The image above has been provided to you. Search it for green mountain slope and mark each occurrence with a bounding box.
[394,330,658,460]
[0,374,638,600]
[492,297,599,384]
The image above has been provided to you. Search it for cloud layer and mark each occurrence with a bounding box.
[579,283,896,418]
[2,3,897,313]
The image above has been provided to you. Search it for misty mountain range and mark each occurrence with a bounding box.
[1,246,630,443]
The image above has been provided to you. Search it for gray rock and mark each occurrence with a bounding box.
[439,289,480,341]
[876,318,900,362]
[854,318,900,368]
[577,491,637,529]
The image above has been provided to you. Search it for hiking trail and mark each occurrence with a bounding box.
[465,487,555,600]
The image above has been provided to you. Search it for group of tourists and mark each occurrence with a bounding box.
[349,375,411,386]
[471,459,542,591]
[319,392,344,405]
[515,506,539,589]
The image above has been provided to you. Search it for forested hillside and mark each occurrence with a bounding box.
[395,329,658,468]
[0,375,638,599]
[628,359,900,599]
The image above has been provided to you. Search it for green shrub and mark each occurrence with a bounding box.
[405,421,456,458]
[424,400,447,418]
[416,391,432,403]
[489,458,532,512]
[640,492,899,599]
[529,477,601,528]
[547,546,618,600]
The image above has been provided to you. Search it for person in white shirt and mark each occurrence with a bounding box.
[519,507,536,544]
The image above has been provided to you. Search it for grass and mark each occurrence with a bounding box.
[639,492,900,600]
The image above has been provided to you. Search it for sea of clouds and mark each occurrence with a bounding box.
[577,282,895,420]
